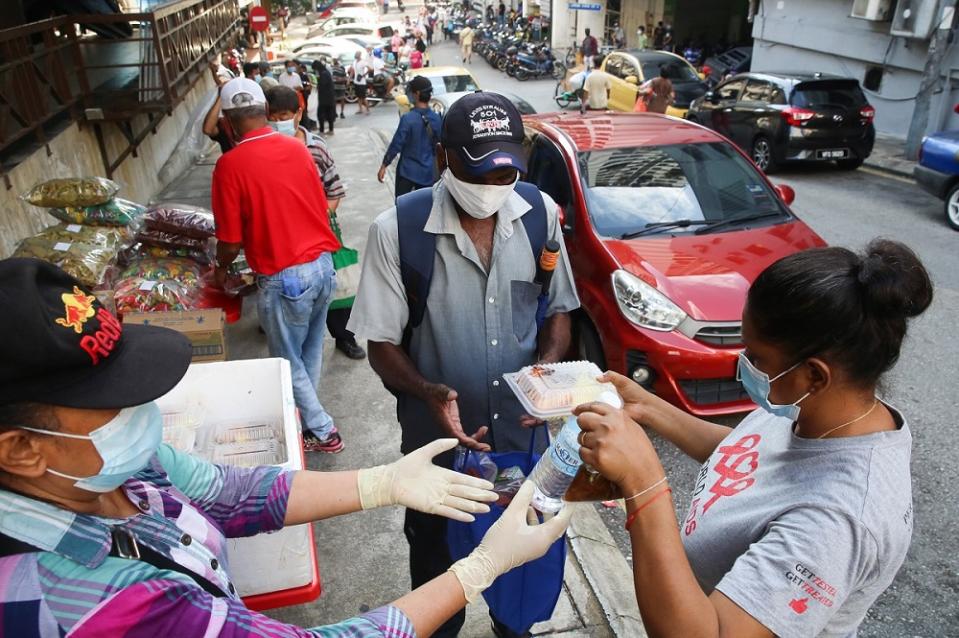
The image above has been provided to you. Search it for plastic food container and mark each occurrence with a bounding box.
[504,361,618,418]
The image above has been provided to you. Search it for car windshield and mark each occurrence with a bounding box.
[640,59,699,82]
[579,142,788,237]
[791,80,866,108]
[428,74,479,94]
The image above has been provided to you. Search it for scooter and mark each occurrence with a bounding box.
[514,46,565,81]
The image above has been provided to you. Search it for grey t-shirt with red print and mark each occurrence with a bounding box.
[681,404,912,638]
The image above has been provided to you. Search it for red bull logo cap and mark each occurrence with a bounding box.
[441,91,527,175]
[0,258,192,408]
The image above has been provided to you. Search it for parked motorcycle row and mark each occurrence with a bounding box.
[472,24,566,82]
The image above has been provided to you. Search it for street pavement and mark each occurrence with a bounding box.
[161,22,958,637]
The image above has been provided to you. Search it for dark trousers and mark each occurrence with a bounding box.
[404,509,531,637]
[317,103,336,132]
[395,174,431,200]
[326,305,356,342]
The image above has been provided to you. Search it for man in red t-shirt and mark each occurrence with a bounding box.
[212,77,344,454]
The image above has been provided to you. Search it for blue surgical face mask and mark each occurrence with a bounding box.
[270,119,297,136]
[736,353,810,421]
[286,67,295,75]
[21,403,163,493]
[254,74,263,84]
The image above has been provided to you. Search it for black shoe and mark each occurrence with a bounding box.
[340,113,345,119]
[336,339,366,360]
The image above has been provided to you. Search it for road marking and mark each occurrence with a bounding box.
[860,166,915,184]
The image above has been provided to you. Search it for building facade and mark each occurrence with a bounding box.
[751,0,959,138]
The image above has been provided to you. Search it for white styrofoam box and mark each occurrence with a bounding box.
[155,358,315,597]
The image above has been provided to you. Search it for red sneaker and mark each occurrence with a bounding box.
[303,431,344,454]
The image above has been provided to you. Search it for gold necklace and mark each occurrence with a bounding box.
[816,399,880,439]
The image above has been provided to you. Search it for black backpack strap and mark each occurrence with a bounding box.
[0,528,228,599]
[515,181,549,262]
[396,187,438,333]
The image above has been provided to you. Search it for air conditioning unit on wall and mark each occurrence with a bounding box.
[851,0,895,21]
[890,0,939,38]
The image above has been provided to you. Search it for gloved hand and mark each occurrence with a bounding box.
[448,481,574,603]
[356,438,497,522]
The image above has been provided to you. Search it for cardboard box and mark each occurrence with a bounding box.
[124,309,226,362]
[155,358,319,601]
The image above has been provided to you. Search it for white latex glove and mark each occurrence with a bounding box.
[356,438,497,522]
[448,481,574,603]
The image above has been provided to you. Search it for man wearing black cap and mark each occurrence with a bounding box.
[378,75,443,199]
[350,92,580,638]
[0,258,571,637]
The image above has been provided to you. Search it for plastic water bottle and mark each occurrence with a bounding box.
[528,390,622,513]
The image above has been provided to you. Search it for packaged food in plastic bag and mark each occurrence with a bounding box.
[13,237,115,287]
[119,257,203,284]
[22,177,120,208]
[114,276,201,313]
[41,223,133,251]
[136,229,213,253]
[454,446,499,483]
[48,198,146,227]
[120,241,215,266]
[143,203,215,239]
[493,466,526,506]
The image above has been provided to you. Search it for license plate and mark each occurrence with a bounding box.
[817,149,848,159]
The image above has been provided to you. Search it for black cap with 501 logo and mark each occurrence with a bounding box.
[441,90,528,176]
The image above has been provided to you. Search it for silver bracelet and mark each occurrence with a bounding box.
[623,476,668,502]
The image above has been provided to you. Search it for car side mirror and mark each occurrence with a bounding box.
[705,90,718,103]
[625,75,638,85]
[774,184,795,206]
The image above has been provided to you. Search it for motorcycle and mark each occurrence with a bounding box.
[344,64,405,105]
[514,45,565,81]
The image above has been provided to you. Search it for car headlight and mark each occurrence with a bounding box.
[611,269,687,331]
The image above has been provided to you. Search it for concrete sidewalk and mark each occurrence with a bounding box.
[156,123,639,636]
[864,133,915,179]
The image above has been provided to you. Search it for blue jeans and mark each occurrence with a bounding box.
[257,253,336,439]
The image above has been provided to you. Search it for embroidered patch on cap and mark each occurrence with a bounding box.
[468,105,513,139]
[55,286,96,334]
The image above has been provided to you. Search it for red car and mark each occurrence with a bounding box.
[522,112,827,416]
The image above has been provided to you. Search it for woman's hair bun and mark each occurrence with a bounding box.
[857,239,933,319]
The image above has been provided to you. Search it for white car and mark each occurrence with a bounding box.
[318,22,395,41]
[293,36,365,56]
[305,8,378,38]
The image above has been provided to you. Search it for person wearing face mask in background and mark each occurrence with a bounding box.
[377,75,442,199]
[267,86,367,360]
[258,61,279,89]
[0,258,571,636]
[211,78,344,454]
[350,92,580,638]
[574,239,933,638]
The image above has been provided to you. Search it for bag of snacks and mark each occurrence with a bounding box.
[13,237,114,287]
[135,229,212,253]
[22,177,120,208]
[41,223,133,252]
[143,203,215,239]
[48,198,146,227]
[114,277,201,313]
[119,257,203,285]
[119,241,215,266]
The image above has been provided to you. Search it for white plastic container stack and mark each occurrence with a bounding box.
[154,358,314,598]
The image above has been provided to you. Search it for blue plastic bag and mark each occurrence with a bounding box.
[447,428,567,634]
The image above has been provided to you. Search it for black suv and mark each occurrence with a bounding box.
[686,72,875,173]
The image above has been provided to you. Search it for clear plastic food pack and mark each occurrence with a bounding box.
[208,422,288,468]
[22,177,120,208]
[113,276,201,313]
[505,361,618,418]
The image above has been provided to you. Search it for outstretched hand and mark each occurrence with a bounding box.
[426,384,491,452]
[357,439,498,522]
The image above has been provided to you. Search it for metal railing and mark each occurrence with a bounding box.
[0,0,241,183]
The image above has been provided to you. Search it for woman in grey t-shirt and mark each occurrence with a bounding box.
[575,239,933,638]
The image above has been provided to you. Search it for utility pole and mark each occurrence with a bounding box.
[906,0,957,159]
